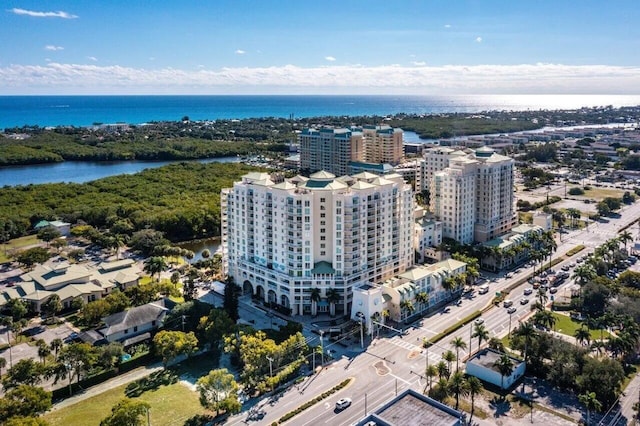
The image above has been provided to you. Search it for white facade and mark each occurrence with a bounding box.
[532,211,553,231]
[417,147,467,192]
[351,258,467,331]
[222,171,415,316]
[429,146,516,244]
[414,212,443,263]
[431,157,478,244]
[466,349,526,390]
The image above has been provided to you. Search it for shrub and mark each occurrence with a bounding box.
[277,378,352,424]
[568,187,585,196]
[566,245,585,257]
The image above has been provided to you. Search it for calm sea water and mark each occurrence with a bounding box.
[2,94,640,129]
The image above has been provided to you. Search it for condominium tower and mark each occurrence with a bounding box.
[299,125,403,176]
[429,146,516,244]
[221,171,415,317]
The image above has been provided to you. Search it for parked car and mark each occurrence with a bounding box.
[336,398,352,410]
[550,288,558,294]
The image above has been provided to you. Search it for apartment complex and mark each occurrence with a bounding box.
[429,146,516,243]
[221,170,414,317]
[299,128,364,176]
[359,125,404,165]
[299,125,403,176]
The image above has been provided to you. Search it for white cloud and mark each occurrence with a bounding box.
[1,62,639,95]
[444,24,451,28]
[10,8,78,19]
[411,61,426,66]
[87,56,98,62]
[45,45,64,51]
[476,37,483,43]
[235,49,246,55]
[325,56,336,62]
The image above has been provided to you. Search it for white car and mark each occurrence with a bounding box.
[336,397,352,410]
[523,287,533,295]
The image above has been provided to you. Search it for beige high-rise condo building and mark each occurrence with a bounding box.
[298,125,403,176]
[221,170,415,317]
[429,146,516,244]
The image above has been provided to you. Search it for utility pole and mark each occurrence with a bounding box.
[364,393,367,418]
[359,318,364,349]
[181,315,186,332]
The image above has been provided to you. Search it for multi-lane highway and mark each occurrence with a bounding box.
[222,200,640,426]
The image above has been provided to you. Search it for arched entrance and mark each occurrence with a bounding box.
[267,289,277,304]
[242,280,253,295]
[280,294,290,308]
[256,285,265,301]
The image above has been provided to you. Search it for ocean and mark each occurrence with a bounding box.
[2,94,640,129]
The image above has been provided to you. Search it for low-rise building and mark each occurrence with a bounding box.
[355,389,464,426]
[466,348,526,390]
[481,224,543,271]
[0,259,140,312]
[80,299,175,347]
[351,258,467,330]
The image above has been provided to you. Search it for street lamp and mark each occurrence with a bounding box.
[319,330,325,369]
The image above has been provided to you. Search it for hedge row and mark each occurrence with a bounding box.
[277,378,352,424]
[424,310,482,348]
[565,245,586,257]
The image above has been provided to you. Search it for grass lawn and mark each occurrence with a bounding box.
[0,234,42,263]
[552,312,610,340]
[44,375,208,426]
[580,187,625,200]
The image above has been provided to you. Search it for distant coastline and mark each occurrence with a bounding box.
[2,94,640,129]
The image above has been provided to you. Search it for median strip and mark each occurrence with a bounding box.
[276,377,353,425]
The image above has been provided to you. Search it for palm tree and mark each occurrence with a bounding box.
[573,263,597,286]
[578,391,602,426]
[425,364,438,391]
[566,208,581,228]
[536,287,548,308]
[533,310,556,331]
[143,256,168,282]
[442,350,456,374]
[50,338,63,360]
[110,233,126,260]
[473,324,490,351]
[442,276,457,300]
[590,340,606,356]
[0,357,5,376]
[488,337,505,352]
[415,291,429,314]
[619,230,633,253]
[467,376,484,421]
[310,287,321,316]
[513,321,537,362]
[448,371,469,410]
[574,326,591,347]
[36,339,51,365]
[436,360,450,380]
[326,288,340,317]
[490,246,504,272]
[450,337,467,370]
[493,353,515,390]
[381,309,390,325]
[400,300,415,321]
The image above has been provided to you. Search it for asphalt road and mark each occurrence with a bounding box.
[222,200,640,426]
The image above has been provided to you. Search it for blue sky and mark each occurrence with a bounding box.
[2,0,640,94]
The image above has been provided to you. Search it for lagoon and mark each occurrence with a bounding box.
[0,156,239,187]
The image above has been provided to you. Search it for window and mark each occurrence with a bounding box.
[134,326,138,332]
